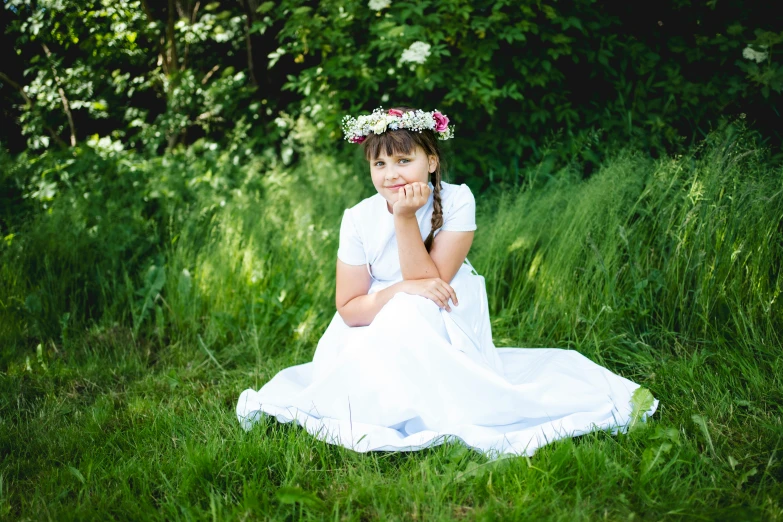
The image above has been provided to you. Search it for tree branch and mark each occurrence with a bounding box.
[201,64,219,84]
[0,71,68,148]
[140,0,169,76]
[0,72,32,106]
[242,0,258,87]
[191,1,200,23]
[167,0,179,74]
[41,44,77,147]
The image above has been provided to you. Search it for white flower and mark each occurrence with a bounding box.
[742,46,768,63]
[399,41,431,65]
[373,120,388,134]
[368,0,391,11]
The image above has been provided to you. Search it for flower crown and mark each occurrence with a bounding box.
[342,107,455,144]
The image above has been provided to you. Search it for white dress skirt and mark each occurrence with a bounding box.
[236,261,658,457]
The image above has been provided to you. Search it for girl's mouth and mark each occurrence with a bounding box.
[387,184,406,190]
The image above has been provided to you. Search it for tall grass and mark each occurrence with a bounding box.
[1,128,781,519]
[477,131,782,353]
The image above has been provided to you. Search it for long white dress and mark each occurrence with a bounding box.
[236,182,658,457]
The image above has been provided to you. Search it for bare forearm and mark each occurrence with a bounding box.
[395,214,440,280]
[337,281,410,327]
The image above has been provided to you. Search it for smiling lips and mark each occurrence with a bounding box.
[387,184,407,190]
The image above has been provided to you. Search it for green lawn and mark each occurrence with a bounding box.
[2,133,782,519]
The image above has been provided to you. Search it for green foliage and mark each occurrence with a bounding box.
[628,387,655,431]
[474,124,783,357]
[3,0,782,188]
[0,118,278,352]
[3,0,260,153]
[272,0,783,187]
[129,263,166,339]
[1,130,782,518]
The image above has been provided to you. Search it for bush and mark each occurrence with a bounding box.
[2,125,781,372]
[274,0,783,188]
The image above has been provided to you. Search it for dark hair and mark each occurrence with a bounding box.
[362,108,444,252]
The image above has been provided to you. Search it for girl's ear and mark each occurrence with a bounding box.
[428,154,439,174]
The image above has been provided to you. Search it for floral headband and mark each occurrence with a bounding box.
[342,107,455,144]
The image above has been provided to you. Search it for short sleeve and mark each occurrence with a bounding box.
[440,184,477,232]
[337,208,366,265]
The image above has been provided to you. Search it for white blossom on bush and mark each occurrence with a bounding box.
[368,0,391,11]
[742,46,768,63]
[399,41,431,65]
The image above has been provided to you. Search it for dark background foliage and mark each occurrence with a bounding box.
[1,0,781,189]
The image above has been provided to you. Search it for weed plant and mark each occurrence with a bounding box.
[1,128,781,519]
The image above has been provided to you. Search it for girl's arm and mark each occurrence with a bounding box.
[335,260,458,327]
[394,182,474,283]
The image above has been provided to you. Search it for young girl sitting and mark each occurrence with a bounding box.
[236,107,657,457]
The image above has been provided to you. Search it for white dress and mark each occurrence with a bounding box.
[236,182,658,457]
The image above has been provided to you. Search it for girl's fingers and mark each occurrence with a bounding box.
[430,287,451,311]
[435,296,451,312]
[437,281,456,304]
[434,285,455,312]
[444,284,458,306]
[424,290,447,310]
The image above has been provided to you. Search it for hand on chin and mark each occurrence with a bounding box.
[392,181,431,217]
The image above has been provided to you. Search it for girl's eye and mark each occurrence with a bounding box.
[374,161,384,167]
[399,158,410,164]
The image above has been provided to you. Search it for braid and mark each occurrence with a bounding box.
[423,166,443,253]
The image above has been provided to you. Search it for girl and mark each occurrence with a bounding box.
[237,107,657,457]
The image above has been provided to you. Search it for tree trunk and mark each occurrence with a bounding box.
[166,0,179,76]
[242,0,259,88]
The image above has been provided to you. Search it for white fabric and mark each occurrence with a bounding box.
[237,183,658,457]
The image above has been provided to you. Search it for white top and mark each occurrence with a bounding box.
[337,181,477,286]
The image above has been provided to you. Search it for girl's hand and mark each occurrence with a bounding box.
[393,182,431,218]
[401,278,459,312]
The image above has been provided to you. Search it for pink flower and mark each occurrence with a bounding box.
[387,109,404,117]
[432,111,449,132]
[350,135,366,144]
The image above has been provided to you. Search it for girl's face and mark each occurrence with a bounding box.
[369,144,438,210]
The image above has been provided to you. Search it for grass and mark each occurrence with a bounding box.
[1,127,782,520]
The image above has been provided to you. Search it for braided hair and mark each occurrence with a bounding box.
[363,109,444,253]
